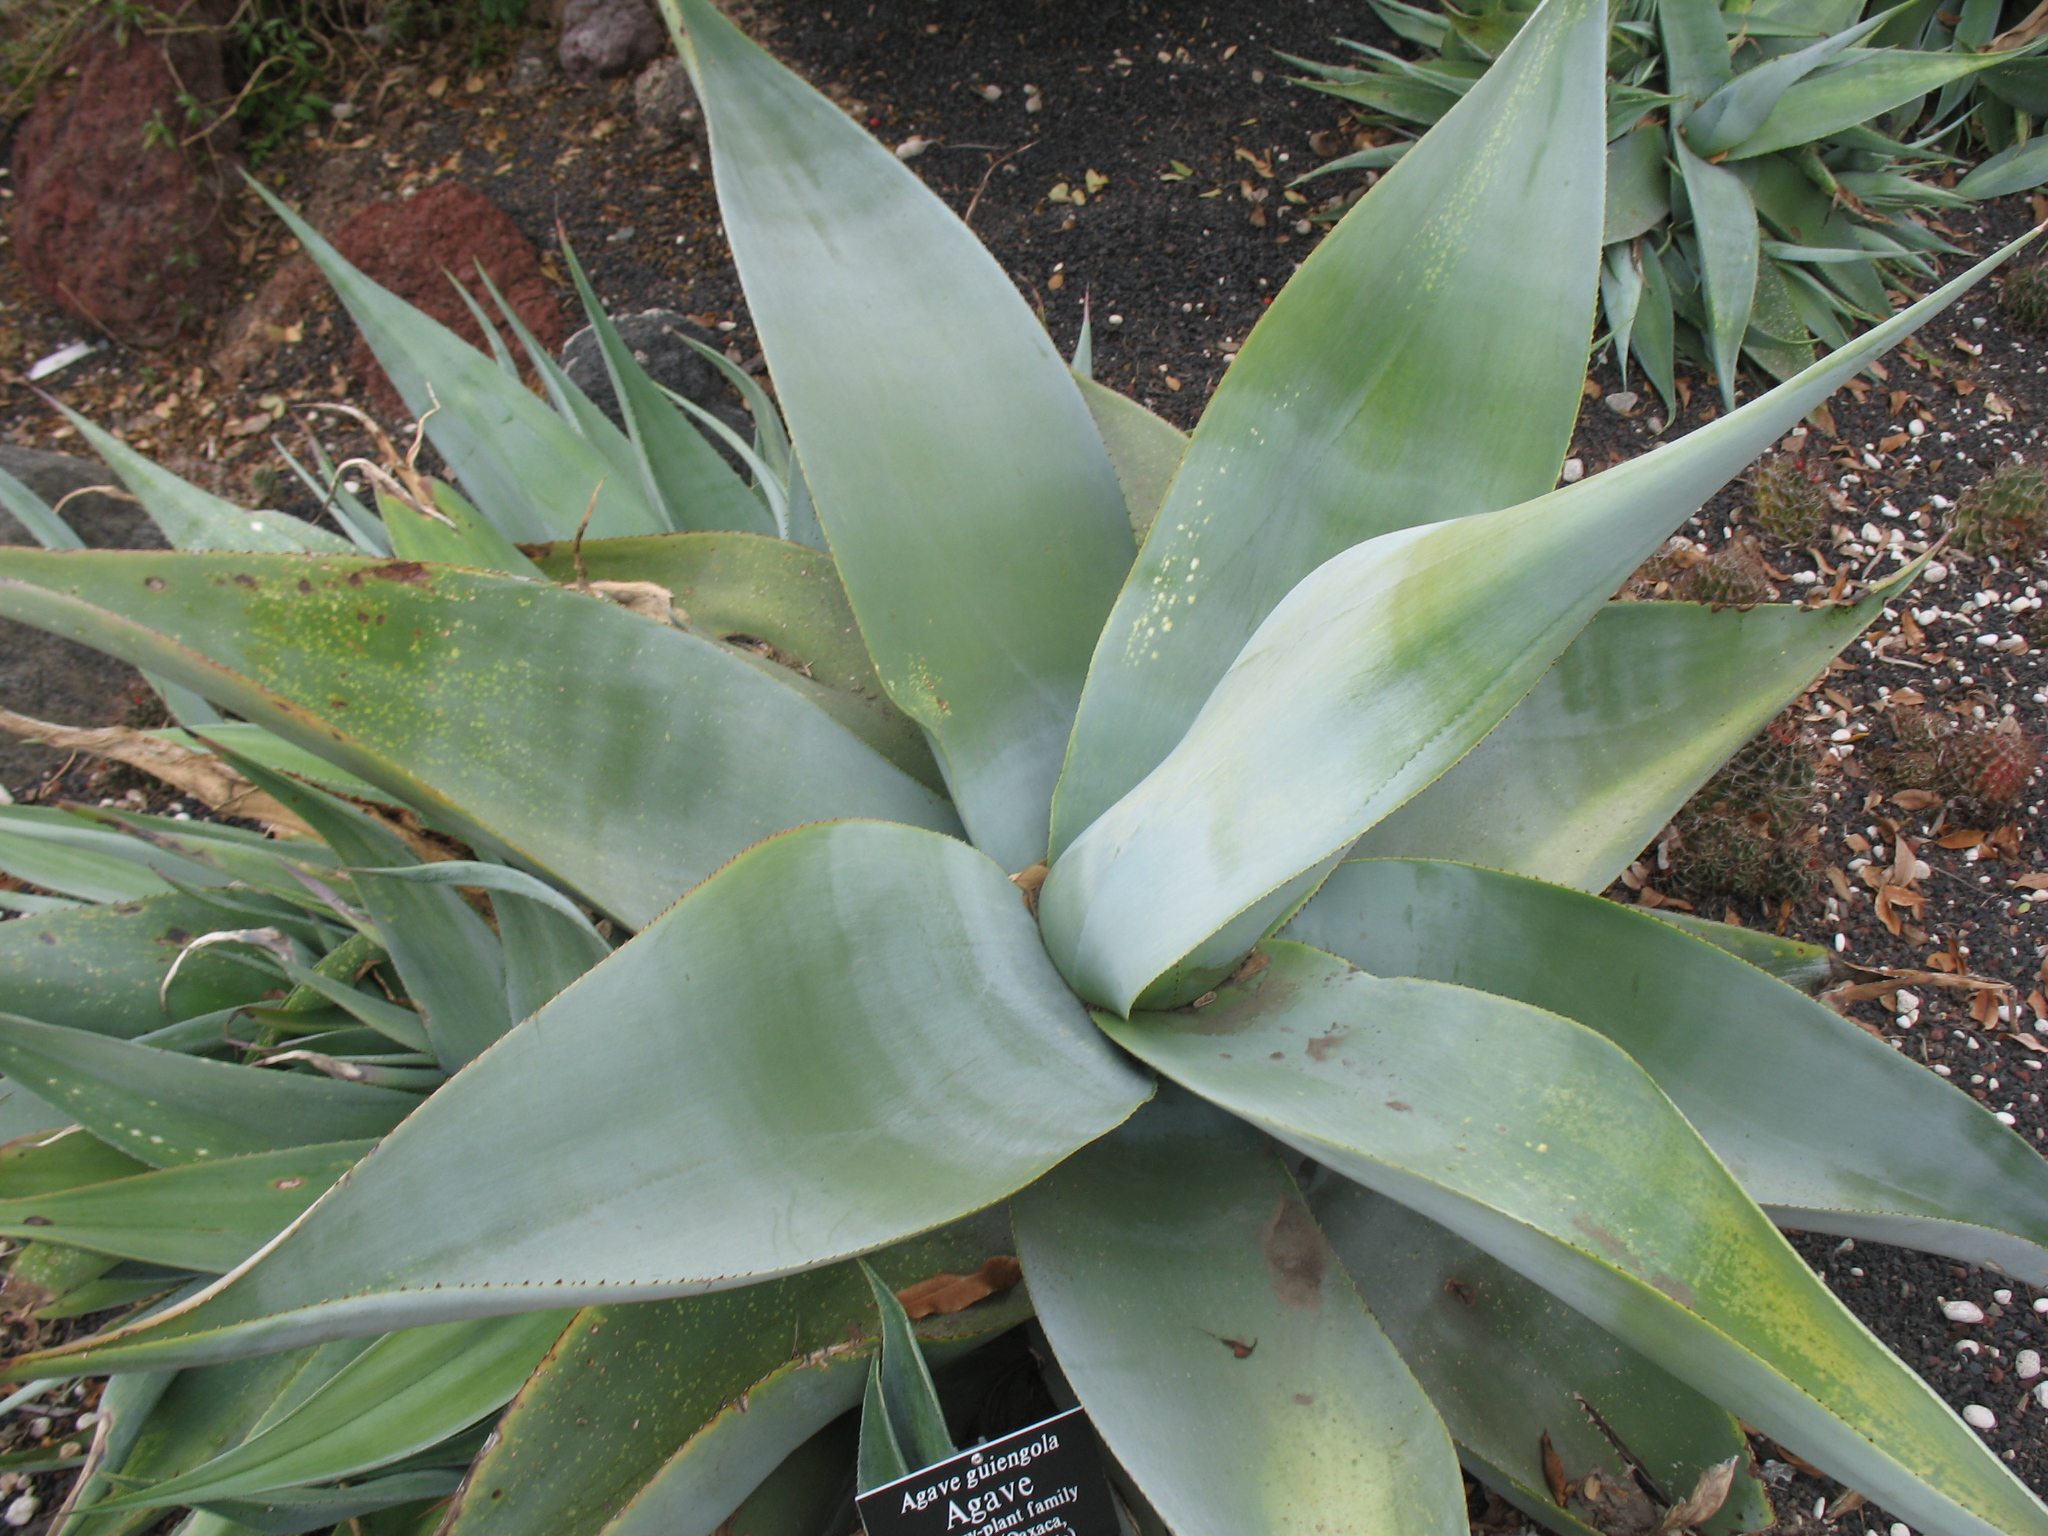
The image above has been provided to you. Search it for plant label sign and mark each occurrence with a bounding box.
[856,1407,1120,1536]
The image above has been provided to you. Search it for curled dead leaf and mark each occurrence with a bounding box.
[1651,1457,1738,1535]
[1009,862,1050,915]
[1540,1431,1570,1508]
[1891,789,1942,810]
[895,1255,1024,1319]
[0,709,311,837]
[586,580,679,625]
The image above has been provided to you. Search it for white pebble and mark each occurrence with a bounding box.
[3,1494,34,1528]
[72,1410,96,1429]
[1561,458,1585,483]
[2038,1381,2048,1408]
[1892,1524,1912,1536]
[1944,1299,1986,1323]
[2017,1349,2042,1379]
[1996,1290,2014,1305]
[1999,1112,2019,1126]
[1928,561,1951,582]
[2037,1297,2048,1314]
[1964,1404,1998,1430]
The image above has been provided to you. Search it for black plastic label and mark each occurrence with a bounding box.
[854,1407,1120,1536]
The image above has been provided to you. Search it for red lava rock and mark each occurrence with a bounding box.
[8,2,240,348]
[327,181,567,420]
[559,0,666,80]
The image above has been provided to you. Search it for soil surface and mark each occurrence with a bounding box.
[3,2,2048,1533]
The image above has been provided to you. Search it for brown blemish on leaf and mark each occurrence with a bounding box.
[1228,951,1271,985]
[231,573,258,588]
[349,561,430,587]
[1384,1099,1411,1112]
[1292,1392,1315,1405]
[1444,1277,1477,1305]
[1306,1028,1346,1061]
[144,577,166,591]
[1573,1218,1632,1262]
[1261,1197,1327,1309]
[1180,973,1301,1035]
[1650,1272,1699,1309]
[1196,1329,1258,1358]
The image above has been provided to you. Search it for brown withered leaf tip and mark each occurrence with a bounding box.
[895,1255,1023,1320]
[1008,863,1050,915]
[1649,1456,1739,1536]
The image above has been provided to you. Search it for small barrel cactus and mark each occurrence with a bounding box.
[1940,721,2039,809]
[2000,260,2048,338]
[1746,455,1831,546]
[1952,459,2048,558]
[1667,733,1820,906]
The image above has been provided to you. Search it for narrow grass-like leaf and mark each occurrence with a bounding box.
[559,241,771,537]
[0,1142,367,1272]
[0,1127,148,1199]
[859,1260,953,1473]
[1660,0,1733,99]
[1646,909,1832,986]
[1293,859,2048,1280]
[268,435,391,556]
[523,531,942,791]
[1013,1091,1466,1536]
[1956,133,2048,196]
[0,550,959,927]
[1724,47,2025,156]
[12,821,1147,1375]
[673,0,1135,873]
[274,967,430,1055]
[1100,942,2048,1536]
[1676,137,1759,410]
[149,724,394,807]
[1072,375,1185,539]
[54,409,350,554]
[1049,0,1607,854]
[1683,9,1893,154]
[1310,1179,1769,1536]
[856,1360,909,1496]
[379,482,545,577]
[93,1312,570,1511]
[440,1214,1023,1536]
[248,183,665,542]
[1037,235,2028,1013]
[225,759,509,1072]
[1605,125,1670,246]
[194,1469,464,1533]
[0,894,282,1038]
[0,1014,417,1168]
[0,464,84,550]
[1350,594,1890,889]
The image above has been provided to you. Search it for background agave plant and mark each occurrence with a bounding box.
[0,0,2044,1533]
[1291,0,2048,409]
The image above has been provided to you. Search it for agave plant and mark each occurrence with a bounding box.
[1291,0,2048,409]
[0,0,2045,1533]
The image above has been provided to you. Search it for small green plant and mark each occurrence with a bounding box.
[0,3,2044,1535]
[1666,732,1820,907]
[1748,454,1832,546]
[1953,458,2048,557]
[226,6,332,162]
